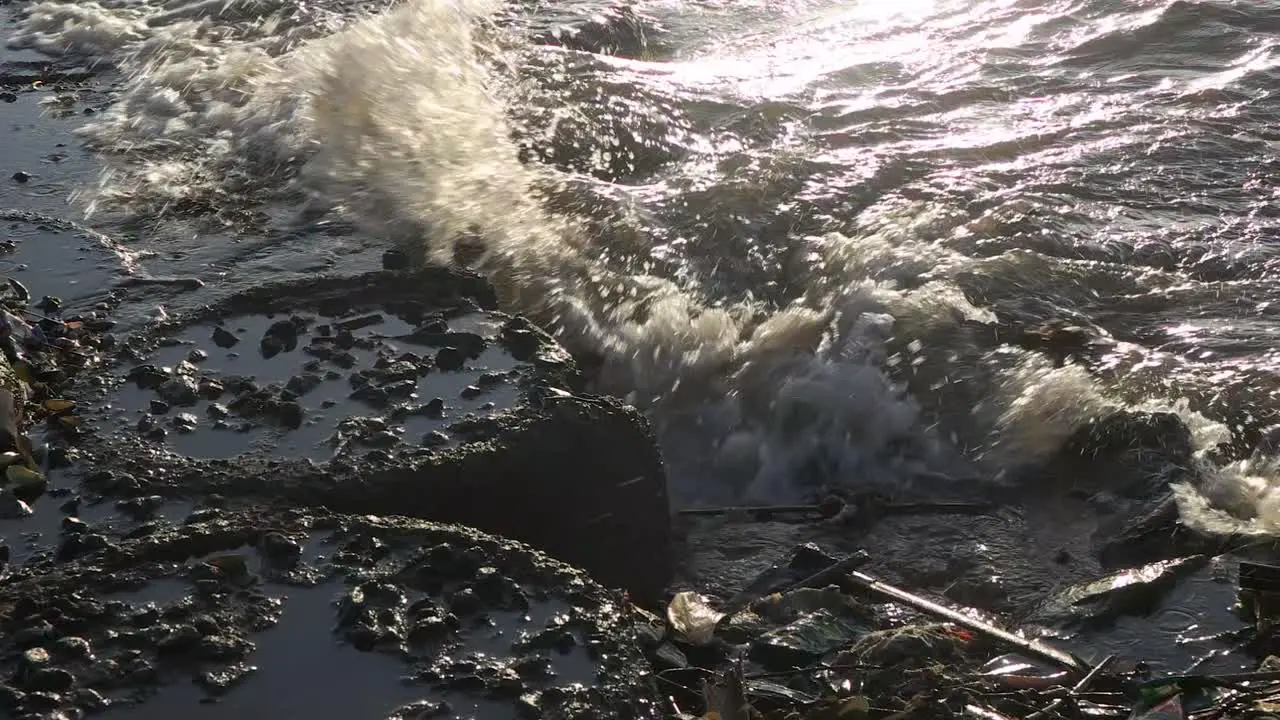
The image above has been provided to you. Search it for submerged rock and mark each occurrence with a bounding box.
[1031,555,1209,629]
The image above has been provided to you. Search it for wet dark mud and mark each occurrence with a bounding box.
[47,268,673,604]
[0,508,661,719]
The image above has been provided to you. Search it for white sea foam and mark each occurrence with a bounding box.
[8,0,1267,516]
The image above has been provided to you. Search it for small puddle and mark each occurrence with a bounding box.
[117,581,430,720]
[101,312,528,459]
[0,474,197,568]
[454,604,599,687]
[0,209,126,308]
[0,86,99,214]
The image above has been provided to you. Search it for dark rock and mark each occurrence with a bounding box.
[284,373,322,397]
[435,346,465,371]
[501,326,541,362]
[0,685,23,712]
[1032,555,1209,628]
[12,171,30,183]
[422,431,449,447]
[382,379,416,399]
[198,378,225,399]
[18,647,51,675]
[51,637,92,661]
[196,635,250,662]
[259,532,302,569]
[382,249,411,271]
[0,490,32,519]
[61,517,88,535]
[211,326,239,348]
[423,398,445,418]
[22,690,63,711]
[148,400,170,415]
[157,625,202,655]
[23,668,74,693]
[126,364,169,390]
[69,688,108,712]
[365,431,400,448]
[156,376,199,406]
[349,385,389,407]
[198,662,255,693]
[447,587,482,616]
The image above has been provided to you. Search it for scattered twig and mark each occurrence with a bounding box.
[1027,654,1117,719]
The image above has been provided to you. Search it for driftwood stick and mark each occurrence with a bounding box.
[844,567,1088,675]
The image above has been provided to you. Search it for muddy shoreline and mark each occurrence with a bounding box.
[4,25,1280,720]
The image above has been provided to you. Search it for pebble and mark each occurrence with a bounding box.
[157,376,198,405]
[52,637,92,661]
[259,532,302,568]
[60,517,88,535]
[284,373,322,396]
[423,397,445,418]
[211,326,239,348]
[12,171,30,183]
[0,685,23,712]
[70,688,108,712]
[435,346,465,371]
[23,668,74,694]
[20,648,50,672]
[0,490,33,519]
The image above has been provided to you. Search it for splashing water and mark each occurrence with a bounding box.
[13,0,1280,524]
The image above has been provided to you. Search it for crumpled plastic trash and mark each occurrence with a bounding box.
[667,591,725,646]
[1129,677,1224,719]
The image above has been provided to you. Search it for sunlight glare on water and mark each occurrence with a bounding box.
[10,0,1280,535]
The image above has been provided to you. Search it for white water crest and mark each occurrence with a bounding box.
[11,0,1275,523]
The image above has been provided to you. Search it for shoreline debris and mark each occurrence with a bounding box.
[660,543,1280,719]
